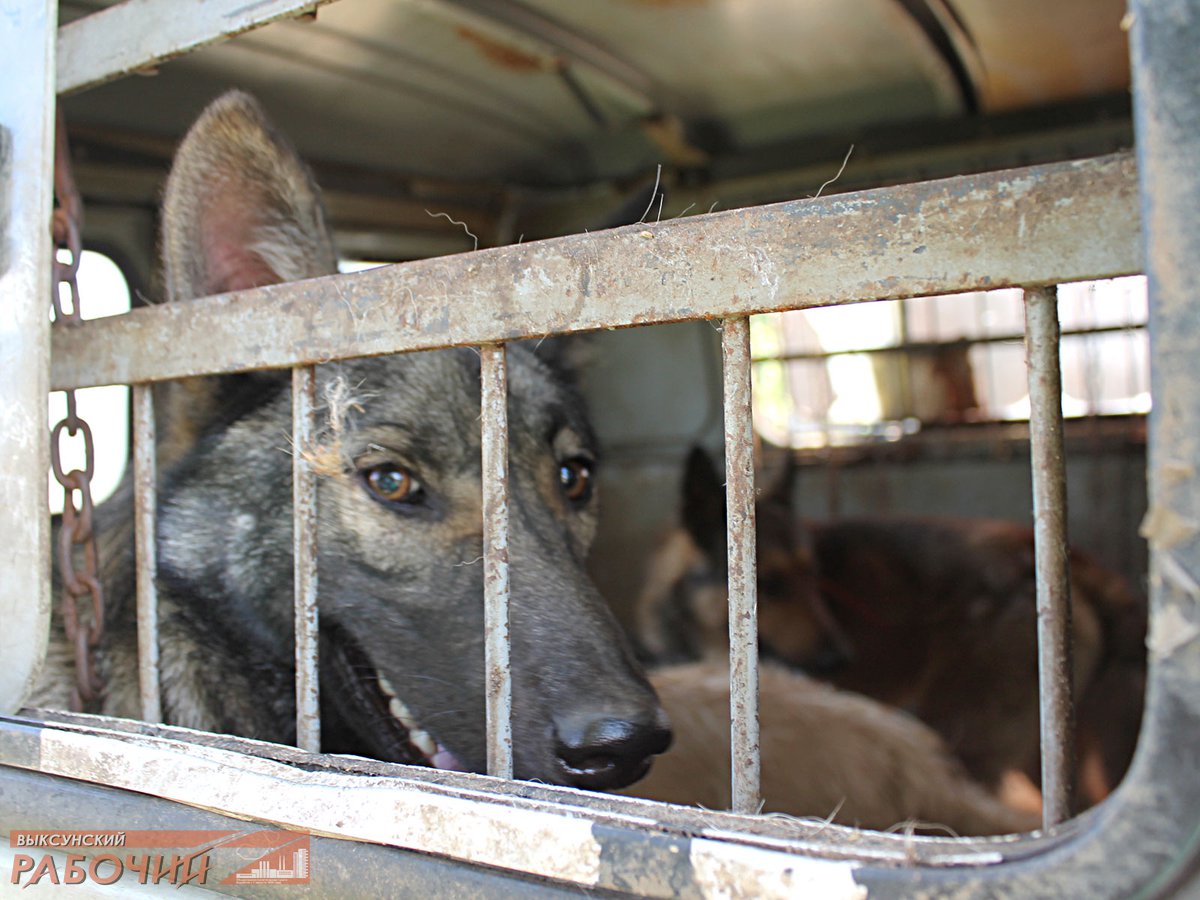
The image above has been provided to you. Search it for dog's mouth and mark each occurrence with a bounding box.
[320,625,464,771]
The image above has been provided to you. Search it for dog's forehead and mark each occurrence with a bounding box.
[325,346,592,450]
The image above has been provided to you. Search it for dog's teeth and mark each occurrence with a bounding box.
[384,695,437,761]
[388,696,415,729]
[409,728,438,759]
[377,675,398,699]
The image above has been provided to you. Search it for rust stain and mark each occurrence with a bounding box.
[456,26,553,73]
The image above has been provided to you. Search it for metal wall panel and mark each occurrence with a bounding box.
[0,1,57,715]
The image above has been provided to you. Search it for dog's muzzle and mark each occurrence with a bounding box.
[320,624,464,770]
[551,707,673,791]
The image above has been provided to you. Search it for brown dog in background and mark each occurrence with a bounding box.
[637,448,1147,808]
[626,660,1039,835]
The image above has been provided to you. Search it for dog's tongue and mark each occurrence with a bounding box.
[430,747,466,771]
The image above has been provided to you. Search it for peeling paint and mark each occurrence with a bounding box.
[1139,505,1199,549]
[690,838,867,900]
[455,25,555,74]
[1160,460,1195,488]
[1148,600,1200,659]
[747,247,779,299]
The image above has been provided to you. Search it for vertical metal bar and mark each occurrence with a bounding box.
[897,300,915,417]
[292,365,320,752]
[481,344,513,778]
[722,317,760,813]
[1129,0,1200,840]
[0,1,56,715]
[1024,285,1075,827]
[132,384,162,723]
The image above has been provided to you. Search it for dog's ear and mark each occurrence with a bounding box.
[681,446,727,564]
[160,90,337,302]
[528,333,594,384]
[155,92,337,467]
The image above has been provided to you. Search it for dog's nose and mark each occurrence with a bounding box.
[553,708,672,791]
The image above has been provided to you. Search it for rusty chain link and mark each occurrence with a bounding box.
[50,103,106,713]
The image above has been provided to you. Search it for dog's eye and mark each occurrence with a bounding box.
[559,457,594,505]
[362,464,423,505]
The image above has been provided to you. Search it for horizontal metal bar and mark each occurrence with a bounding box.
[57,0,340,95]
[480,344,513,779]
[0,767,614,900]
[132,384,161,724]
[51,153,1140,391]
[0,715,1026,894]
[11,708,1056,866]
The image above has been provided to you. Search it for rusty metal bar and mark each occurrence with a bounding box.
[480,344,513,778]
[1128,0,1200,865]
[1024,285,1076,827]
[1,717,913,896]
[0,1,56,715]
[292,365,320,752]
[722,317,760,814]
[132,384,162,723]
[52,154,1140,392]
[57,0,340,95]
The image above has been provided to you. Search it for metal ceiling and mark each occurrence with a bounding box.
[60,0,1133,259]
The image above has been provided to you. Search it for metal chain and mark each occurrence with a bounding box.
[50,103,106,713]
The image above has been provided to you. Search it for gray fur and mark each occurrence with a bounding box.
[35,91,669,789]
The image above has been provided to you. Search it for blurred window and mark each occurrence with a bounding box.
[751,277,1149,448]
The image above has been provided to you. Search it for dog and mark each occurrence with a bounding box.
[637,447,1147,805]
[31,91,671,791]
[626,660,1039,835]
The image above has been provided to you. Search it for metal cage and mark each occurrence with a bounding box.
[2,1,1199,896]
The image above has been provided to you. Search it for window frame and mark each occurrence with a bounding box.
[2,1,1198,896]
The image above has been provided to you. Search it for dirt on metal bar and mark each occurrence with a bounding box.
[481,344,513,779]
[292,365,321,753]
[722,316,760,815]
[132,384,162,724]
[51,154,1141,392]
